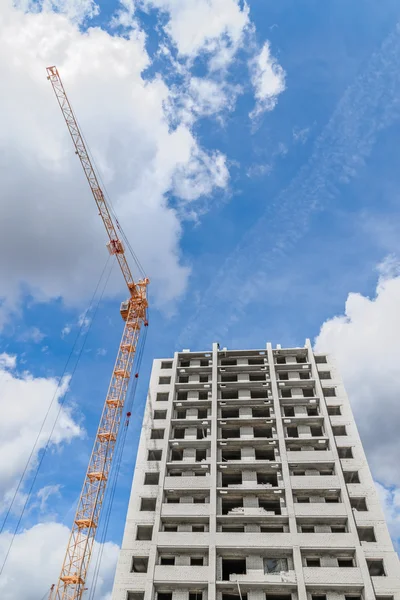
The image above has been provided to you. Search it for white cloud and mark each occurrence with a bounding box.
[0,353,16,370]
[140,0,250,69]
[17,326,46,344]
[0,0,231,326]
[0,521,118,600]
[0,354,82,511]
[314,257,400,487]
[375,482,400,548]
[249,41,286,119]
[61,324,71,338]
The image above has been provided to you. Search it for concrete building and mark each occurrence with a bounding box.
[111,341,400,600]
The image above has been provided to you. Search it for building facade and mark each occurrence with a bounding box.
[111,341,400,600]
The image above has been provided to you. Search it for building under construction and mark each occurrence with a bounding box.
[110,341,400,600]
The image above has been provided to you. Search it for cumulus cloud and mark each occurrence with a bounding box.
[140,0,250,69]
[0,521,118,600]
[0,0,233,326]
[249,41,286,119]
[314,256,400,487]
[0,353,82,511]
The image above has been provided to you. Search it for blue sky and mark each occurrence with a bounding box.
[1,0,400,597]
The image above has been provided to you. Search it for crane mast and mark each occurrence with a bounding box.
[46,66,149,600]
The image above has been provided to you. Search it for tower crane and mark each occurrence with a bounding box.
[46,66,149,600]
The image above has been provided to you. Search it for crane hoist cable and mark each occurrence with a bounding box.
[46,66,149,600]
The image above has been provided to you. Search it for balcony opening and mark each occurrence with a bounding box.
[300,525,315,533]
[148,450,162,461]
[307,407,318,416]
[222,558,246,580]
[160,556,175,565]
[248,357,265,365]
[166,496,180,503]
[189,593,203,600]
[222,594,247,600]
[315,355,327,363]
[199,375,209,383]
[179,376,189,383]
[176,410,186,419]
[257,473,278,487]
[357,527,376,542]
[367,559,385,576]
[338,447,353,458]
[287,426,298,438]
[200,359,210,366]
[311,596,327,600]
[302,389,314,398]
[279,373,289,381]
[180,360,190,367]
[276,357,286,364]
[140,498,156,511]
[192,525,205,532]
[171,449,183,461]
[190,557,204,566]
[222,428,240,439]
[331,525,346,533]
[221,525,245,532]
[260,525,284,533]
[306,558,320,567]
[254,427,272,438]
[173,428,185,439]
[161,361,172,369]
[128,593,144,600]
[193,496,207,504]
[328,405,340,415]
[222,473,242,487]
[265,596,292,600]
[168,470,182,477]
[251,390,268,399]
[252,407,270,418]
[249,374,265,382]
[157,593,173,600]
[163,524,178,532]
[221,391,239,400]
[296,497,310,503]
[150,429,165,440]
[338,558,354,568]
[259,499,281,515]
[177,392,188,401]
[197,427,208,439]
[136,525,153,541]
[221,359,237,366]
[196,449,207,462]
[198,408,208,419]
[323,387,336,397]
[131,557,149,573]
[310,426,323,437]
[350,497,367,511]
[222,498,243,515]
[222,449,241,461]
[284,406,295,417]
[281,389,292,398]
[144,472,159,485]
[154,410,167,420]
[255,448,274,461]
[222,374,238,383]
[222,408,240,418]
[332,425,346,436]
[264,557,288,573]
[344,471,360,484]
[198,391,209,400]
[299,372,310,380]
[325,495,340,503]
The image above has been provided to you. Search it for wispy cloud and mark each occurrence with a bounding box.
[178,24,400,346]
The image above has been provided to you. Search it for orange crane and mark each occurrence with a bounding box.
[46,66,149,600]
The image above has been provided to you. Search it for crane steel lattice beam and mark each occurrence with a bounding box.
[46,66,149,600]
[46,66,139,297]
